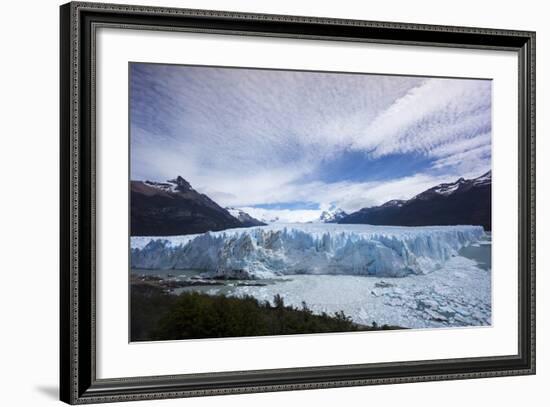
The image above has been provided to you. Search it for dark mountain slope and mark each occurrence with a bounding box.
[339,171,491,230]
[131,176,246,236]
[225,207,266,227]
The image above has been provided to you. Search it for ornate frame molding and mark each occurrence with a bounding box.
[60,2,535,404]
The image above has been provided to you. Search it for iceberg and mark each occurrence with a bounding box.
[131,223,485,278]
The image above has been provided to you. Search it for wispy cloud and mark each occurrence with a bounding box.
[130,63,491,214]
[351,79,491,158]
[215,173,456,213]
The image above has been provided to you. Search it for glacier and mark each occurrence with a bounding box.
[131,223,485,279]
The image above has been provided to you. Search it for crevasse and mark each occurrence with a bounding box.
[130,223,485,278]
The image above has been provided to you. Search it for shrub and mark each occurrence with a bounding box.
[130,283,402,341]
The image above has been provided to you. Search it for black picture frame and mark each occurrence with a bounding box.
[60,1,536,404]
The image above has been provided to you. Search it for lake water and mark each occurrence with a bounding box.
[131,235,491,329]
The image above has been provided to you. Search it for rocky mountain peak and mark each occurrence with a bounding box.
[319,208,348,223]
[168,176,193,192]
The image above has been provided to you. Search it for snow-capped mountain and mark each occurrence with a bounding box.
[411,171,491,201]
[131,176,261,236]
[225,207,266,227]
[231,207,323,224]
[472,171,491,185]
[142,176,194,194]
[340,171,492,230]
[318,208,348,223]
[261,215,280,224]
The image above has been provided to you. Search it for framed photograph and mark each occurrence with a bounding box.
[60,1,535,404]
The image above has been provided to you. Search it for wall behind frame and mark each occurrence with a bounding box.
[0,0,545,406]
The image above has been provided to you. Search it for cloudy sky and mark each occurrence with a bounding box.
[130,63,491,222]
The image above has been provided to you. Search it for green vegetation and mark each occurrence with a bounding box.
[131,283,401,341]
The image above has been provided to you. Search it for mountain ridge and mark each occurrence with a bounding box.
[226,207,267,227]
[339,171,491,230]
[131,177,261,236]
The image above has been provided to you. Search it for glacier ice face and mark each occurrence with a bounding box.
[131,223,485,278]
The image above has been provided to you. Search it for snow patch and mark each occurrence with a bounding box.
[226,207,240,218]
[435,182,460,195]
[144,180,178,193]
[473,171,491,186]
